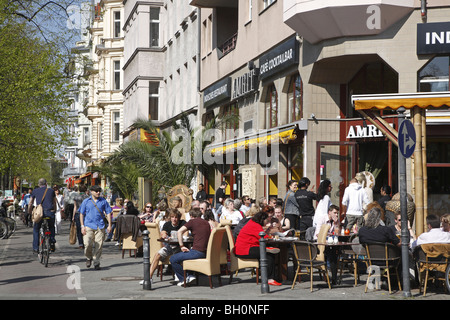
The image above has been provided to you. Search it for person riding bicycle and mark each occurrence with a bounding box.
[29,178,56,254]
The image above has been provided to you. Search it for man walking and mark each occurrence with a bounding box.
[30,178,56,253]
[79,185,112,270]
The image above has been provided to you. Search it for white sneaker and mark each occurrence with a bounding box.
[186,275,196,284]
[177,281,185,287]
[174,274,179,282]
[139,279,152,285]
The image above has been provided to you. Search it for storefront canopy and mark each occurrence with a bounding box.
[352,92,450,110]
[207,124,302,156]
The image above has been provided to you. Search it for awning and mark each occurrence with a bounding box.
[207,125,300,156]
[80,172,92,179]
[352,92,450,110]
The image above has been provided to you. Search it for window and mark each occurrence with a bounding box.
[150,7,160,47]
[149,82,159,120]
[265,84,278,128]
[114,11,121,38]
[98,123,103,150]
[112,112,120,142]
[114,61,121,90]
[263,0,276,9]
[83,127,90,145]
[418,56,449,92]
[287,74,303,122]
[222,103,239,140]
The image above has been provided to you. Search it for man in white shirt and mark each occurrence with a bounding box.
[342,178,369,232]
[411,214,450,250]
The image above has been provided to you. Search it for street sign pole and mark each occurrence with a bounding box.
[397,107,412,297]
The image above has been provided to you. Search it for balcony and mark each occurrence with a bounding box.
[190,0,237,8]
[217,32,238,59]
[283,0,414,44]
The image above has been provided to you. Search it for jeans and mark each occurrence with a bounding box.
[33,211,55,251]
[73,212,84,246]
[170,249,206,282]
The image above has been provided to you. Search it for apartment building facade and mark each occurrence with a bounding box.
[192,0,450,223]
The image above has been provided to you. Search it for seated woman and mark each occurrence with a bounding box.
[139,202,155,222]
[203,209,219,229]
[125,201,140,216]
[274,205,290,231]
[220,198,243,225]
[358,207,400,246]
[234,210,282,286]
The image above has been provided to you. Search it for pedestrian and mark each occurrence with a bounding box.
[30,178,56,253]
[54,187,64,234]
[214,181,227,210]
[342,178,370,232]
[283,180,299,230]
[79,185,112,270]
[313,179,332,228]
[196,183,207,201]
[294,177,317,232]
[73,185,89,249]
[377,185,392,211]
[21,188,33,227]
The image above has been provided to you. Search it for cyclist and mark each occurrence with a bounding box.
[29,178,56,254]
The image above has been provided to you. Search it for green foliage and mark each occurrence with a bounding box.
[0,1,73,176]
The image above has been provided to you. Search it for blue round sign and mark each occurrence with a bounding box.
[398,120,416,158]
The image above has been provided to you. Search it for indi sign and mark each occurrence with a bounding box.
[417,22,450,55]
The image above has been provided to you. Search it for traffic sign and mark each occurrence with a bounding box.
[398,119,416,158]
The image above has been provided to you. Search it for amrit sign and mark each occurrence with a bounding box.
[417,22,450,55]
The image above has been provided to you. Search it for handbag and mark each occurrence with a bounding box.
[69,221,77,245]
[32,188,48,223]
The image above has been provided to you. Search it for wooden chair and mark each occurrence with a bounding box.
[316,224,331,262]
[413,243,450,296]
[145,222,171,281]
[117,215,142,258]
[364,242,402,294]
[121,233,143,258]
[224,225,260,284]
[291,240,331,292]
[182,227,226,288]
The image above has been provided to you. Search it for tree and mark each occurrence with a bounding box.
[105,112,239,200]
[0,1,74,179]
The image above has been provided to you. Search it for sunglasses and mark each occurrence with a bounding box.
[146,205,152,208]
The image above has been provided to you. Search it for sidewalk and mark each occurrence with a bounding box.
[0,219,448,302]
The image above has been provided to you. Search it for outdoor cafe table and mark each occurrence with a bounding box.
[157,237,194,247]
[267,238,354,283]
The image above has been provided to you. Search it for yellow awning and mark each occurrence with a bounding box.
[352,92,450,110]
[209,127,297,155]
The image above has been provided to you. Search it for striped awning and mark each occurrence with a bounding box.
[208,126,298,156]
[352,92,450,110]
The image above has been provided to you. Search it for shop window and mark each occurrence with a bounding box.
[418,56,450,92]
[427,139,450,194]
[287,74,303,122]
[265,84,278,128]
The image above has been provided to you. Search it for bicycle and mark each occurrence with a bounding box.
[38,217,52,267]
[0,219,8,239]
[0,209,16,239]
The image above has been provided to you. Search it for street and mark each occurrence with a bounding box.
[0,218,448,305]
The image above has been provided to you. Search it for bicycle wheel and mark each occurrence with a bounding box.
[42,236,50,267]
[0,220,9,240]
[38,232,44,263]
[4,217,16,237]
[445,263,450,294]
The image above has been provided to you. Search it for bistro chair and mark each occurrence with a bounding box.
[145,222,171,280]
[116,215,142,258]
[291,241,331,292]
[413,243,450,296]
[338,235,367,286]
[224,225,260,284]
[182,227,227,288]
[364,242,402,294]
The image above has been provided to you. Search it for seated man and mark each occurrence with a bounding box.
[170,208,211,286]
[411,214,450,250]
[148,208,186,282]
[314,204,340,240]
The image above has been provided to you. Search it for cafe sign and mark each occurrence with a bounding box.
[259,37,299,81]
[231,68,259,101]
[417,22,450,55]
[203,77,231,108]
[347,123,394,139]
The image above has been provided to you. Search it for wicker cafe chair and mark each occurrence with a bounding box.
[291,241,331,292]
[145,222,171,281]
[413,243,450,296]
[338,235,367,286]
[364,242,402,294]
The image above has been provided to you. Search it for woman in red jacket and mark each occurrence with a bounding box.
[234,209,281,286]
